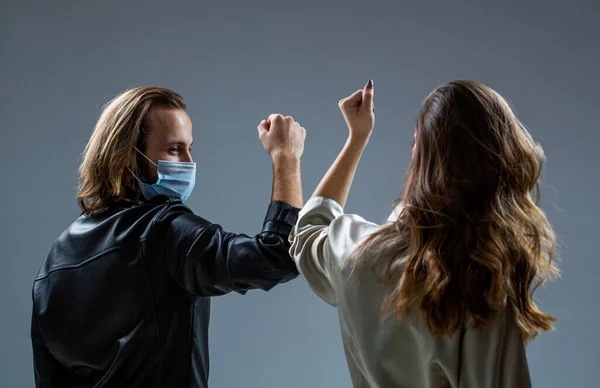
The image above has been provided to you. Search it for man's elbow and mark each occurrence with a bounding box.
[254,268,299,292]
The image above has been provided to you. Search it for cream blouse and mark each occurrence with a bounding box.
[289,196,531,388]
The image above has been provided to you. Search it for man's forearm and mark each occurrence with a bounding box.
[271,155,303,208]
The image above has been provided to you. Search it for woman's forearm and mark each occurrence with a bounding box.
[311,135,370,208]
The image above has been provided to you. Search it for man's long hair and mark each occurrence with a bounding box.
[77,86,186,215]
[354,80,559,342]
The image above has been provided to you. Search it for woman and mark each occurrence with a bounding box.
[290,79,558,388]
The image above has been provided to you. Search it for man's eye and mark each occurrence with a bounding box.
[169,147,180,154]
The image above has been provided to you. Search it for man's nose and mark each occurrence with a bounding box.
[181,151,193,163]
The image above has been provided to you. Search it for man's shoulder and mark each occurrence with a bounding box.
[35,199,192,280]
[150,200,212,238]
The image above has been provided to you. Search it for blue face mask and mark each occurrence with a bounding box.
[132,148,196,202]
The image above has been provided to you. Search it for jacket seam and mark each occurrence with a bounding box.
[146,203,175,387]
[187,300,195,385]
[139,241,165,388]
[34,239,148,281]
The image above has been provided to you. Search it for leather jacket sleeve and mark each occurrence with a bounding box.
[154,200,300,296]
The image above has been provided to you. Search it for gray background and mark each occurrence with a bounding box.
[1,0,598,387]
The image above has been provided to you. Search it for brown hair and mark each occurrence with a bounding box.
[77,86,186,215]
[355,80,559,342]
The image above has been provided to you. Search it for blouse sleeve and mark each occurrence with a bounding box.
[289,196,381,307]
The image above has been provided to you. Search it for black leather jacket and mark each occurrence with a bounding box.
[31,196,299,387]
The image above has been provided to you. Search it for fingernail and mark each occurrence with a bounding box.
[367,79,373,89]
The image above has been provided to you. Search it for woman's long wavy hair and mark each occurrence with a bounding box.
[355,80,558,342]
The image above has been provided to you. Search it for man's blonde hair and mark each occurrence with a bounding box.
[77,86,186,215]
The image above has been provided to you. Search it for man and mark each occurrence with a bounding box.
[31,86,306,387]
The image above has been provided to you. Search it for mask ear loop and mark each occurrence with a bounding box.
[128,167,145,185]
[124,168,144,204]
[134,147,158,168]
[128,147,157,194]
[129,127,157,202]
[131,145,159,175]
